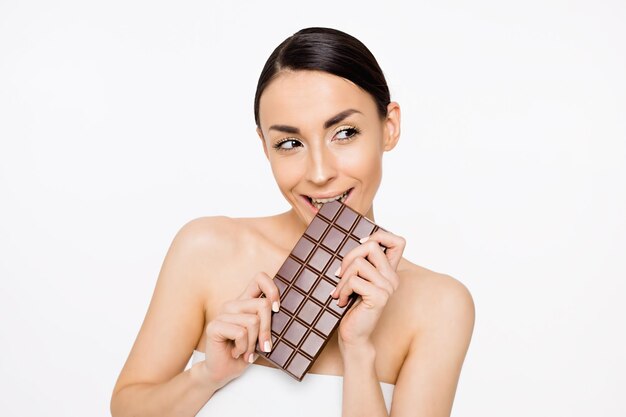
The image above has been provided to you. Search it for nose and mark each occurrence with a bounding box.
[306,144,338,186]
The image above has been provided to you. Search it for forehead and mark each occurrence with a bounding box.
[258,70,377,132]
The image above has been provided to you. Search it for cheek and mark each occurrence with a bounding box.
[269,158,305,190]
[337,141,383,178]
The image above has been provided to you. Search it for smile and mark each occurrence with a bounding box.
[302,188,353,210]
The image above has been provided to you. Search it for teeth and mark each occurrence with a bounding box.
[310,190,350,209]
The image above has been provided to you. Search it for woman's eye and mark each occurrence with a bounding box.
[335,126,360,141]
[273,139,302,151]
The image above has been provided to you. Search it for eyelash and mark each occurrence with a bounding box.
[272,125,361,151]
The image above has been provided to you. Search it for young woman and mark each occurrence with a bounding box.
[111,27,475,417]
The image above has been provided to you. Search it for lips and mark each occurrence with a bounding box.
[301,187,354,211]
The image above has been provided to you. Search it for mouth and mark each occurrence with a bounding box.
[302,188,354,211]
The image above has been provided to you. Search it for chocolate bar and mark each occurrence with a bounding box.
[255,199,387,381]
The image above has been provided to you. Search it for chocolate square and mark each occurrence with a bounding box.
[308,247,332,272]
[321,227,346,252]
[277,257,301,282]
[339,237,360,258]
[295,267,318,293]
[336,208,358,231]
[292,237,315,261]
[311,279,334,304]
[318,200,341,221]
[282,289,305,314]
[284,320,307,345]
[298,299,322,325]
[269,341,294,367]
[301,332,324,357]
[271,309,291,335]
[305,216,329,241]
[352,217,376,240]
[286,353,311,377]
[315,310,339,336]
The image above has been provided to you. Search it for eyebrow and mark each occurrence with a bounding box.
[268,109,362,134]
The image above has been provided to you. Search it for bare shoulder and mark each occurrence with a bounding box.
[174,215,272,247]
[173,215,244,253]
[169,216,257,271]
[168,215,274,292]
[393,259,475,335]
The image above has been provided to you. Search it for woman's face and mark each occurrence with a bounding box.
[256,70,400,225]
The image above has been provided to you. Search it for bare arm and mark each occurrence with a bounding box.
[110,216,281,417]
[111,364,220,417]
[110,217,228,417]
[390,275,475,417]
[338,273,475,417]
[342,342,389,416]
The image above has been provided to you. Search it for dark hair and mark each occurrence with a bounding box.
[253,27,391,128]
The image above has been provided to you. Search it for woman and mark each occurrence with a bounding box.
[111,27,475,417]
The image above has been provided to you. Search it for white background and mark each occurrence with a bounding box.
[1,0,625,416]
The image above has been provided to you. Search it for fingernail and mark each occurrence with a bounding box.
[334,267,341,276]
[248,353,255,363]
[359,236,369,243]
[264,340,272,352]
[272,301,280,312]
[329,287,335,297]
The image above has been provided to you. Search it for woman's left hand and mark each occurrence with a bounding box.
[330,229,406,352]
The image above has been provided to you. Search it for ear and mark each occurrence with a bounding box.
[257,127,269,160]
[382,101,401,152]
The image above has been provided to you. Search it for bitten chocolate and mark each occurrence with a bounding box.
[255,199,387,381]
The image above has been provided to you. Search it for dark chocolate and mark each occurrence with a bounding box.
[255,199,387,381]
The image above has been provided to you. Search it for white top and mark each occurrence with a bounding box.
[187,349,395,416]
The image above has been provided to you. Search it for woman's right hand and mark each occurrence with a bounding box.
[200,271,280,389]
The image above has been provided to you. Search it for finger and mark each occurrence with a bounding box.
[358,243,400,290]
[239,272,281,312]
[337,232,396,278]
[205,319,249,360]
[347,275,390,309]
[358,230,406,270]
[337,240,397,289]
[333,257,384,304]
[335,257,393,307]
[217,313,261,363]
[221,297,273,353]
[335,275,388,310]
